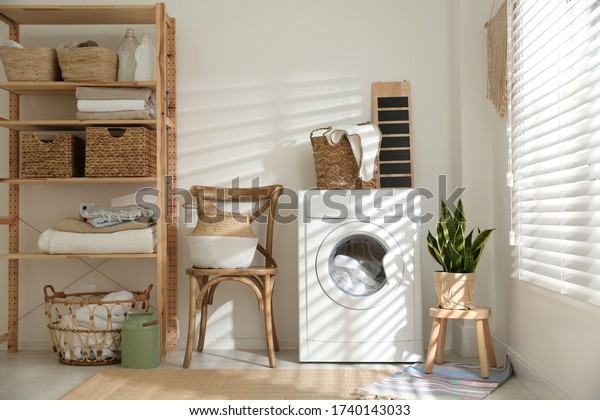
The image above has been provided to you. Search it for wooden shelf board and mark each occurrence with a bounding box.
[0,252,157,260]
[0,177,156,184]
[0,216,16,224]
[0,119,157,131]
[0,5,157,25]
[0,81,156,95]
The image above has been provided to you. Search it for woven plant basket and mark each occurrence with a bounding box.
[310,127,378,190]
[21,133,85,178]
[43,284,153,366]
[85,127,156,177]
[434,272,476,310]
[57,47,117,82]
[0,47,60,81]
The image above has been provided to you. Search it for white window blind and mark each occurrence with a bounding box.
[509,0,600,306]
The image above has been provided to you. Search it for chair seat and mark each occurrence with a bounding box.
[186,265,278,276]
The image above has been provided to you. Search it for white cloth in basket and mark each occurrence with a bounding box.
[57,290,134,361]
[324,123,382,182]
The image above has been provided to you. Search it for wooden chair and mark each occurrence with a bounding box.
[183,184,284,368]
[425,306,497,378]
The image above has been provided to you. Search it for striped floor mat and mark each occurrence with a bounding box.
[355,357,512,400]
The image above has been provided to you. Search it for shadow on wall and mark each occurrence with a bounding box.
[176,70,365,348]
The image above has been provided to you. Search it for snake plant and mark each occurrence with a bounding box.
[426,199,495,273]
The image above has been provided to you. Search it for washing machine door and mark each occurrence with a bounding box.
[315,221,404,309]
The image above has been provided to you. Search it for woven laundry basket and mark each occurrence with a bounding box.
[85,127,156,177]
[186,208,259,269]
[43,284,153,366]
[0,47,61,81]
[57,46,117,82]
[310,127,378,190]
[21,133,85,178]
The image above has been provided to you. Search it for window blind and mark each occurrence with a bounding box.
[509,0,600,306]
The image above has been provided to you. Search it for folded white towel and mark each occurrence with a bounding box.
[77,99,152,113]
[325,123,382,182]
[38,227,156,254]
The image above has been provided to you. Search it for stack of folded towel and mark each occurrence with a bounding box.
[75,87,155,120]
[80,203,154,228]
[38,204,157,254]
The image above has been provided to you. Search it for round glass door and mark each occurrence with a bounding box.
[329,235,387,297]
[316,221,403,309]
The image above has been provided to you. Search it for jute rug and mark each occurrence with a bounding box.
[60,368,395,400]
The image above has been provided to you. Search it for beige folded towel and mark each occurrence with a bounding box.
[54,217,152,234]
[76,86,152,101]
[76,110,153,120]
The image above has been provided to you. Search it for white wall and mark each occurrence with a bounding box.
[0,0,452,351]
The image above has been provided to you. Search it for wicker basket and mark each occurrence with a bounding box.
[310,127,378,189]
[21,133,85,178]
[0,47,60,81]
[43,284,153,366]
[85,127,156,177]
[57,47,117,82]
[186,213,259,269]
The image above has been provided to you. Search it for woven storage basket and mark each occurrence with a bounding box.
[310,127,378,189]
[186,193,258,269]
[85,127,156,177]
[21,133,85,178]
[43,284,153,366]
[57,47,117,82]
[0,47,60,81]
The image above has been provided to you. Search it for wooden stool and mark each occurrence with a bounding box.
[425,306,497,378]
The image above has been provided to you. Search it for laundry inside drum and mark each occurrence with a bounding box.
[329,234,387,297]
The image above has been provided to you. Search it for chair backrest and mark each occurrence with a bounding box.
[189,185,284,257]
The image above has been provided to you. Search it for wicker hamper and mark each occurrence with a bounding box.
[0,47,60,81]
[310,127,378,189]
[21,133,85,178]
[85,127,156,177]
[43,284,153,366]
[57,47,117,82]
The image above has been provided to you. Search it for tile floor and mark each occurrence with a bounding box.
[0,348,538,400]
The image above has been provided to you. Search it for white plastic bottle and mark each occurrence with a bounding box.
[134,33,156,81]
[117,28,140,81]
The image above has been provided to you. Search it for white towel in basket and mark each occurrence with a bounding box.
[325,122,382,182]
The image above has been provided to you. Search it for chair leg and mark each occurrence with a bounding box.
[425,318,441,374]
[183,275,198,368]
[475,319,490,379]
[197,276,209,353]
[262,275,277,368]
[483,319,497,367]
[271,280,279,352]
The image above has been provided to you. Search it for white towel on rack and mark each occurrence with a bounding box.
[77,99,153,113]
[38,227,155,254]
[324,122,382,182]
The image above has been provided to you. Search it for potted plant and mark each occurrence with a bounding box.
[426,199,495,310]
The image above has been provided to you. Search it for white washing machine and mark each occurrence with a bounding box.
[298,189,422,362]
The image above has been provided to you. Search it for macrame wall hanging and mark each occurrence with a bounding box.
[485,0,508,118]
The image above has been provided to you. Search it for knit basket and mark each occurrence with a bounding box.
[186,196,258,269]
[85,127,156,177]
[0,47,61,81]
[43,284,153,366]
[21,133,85,178]
[57,47,117,82]
[310,127,378,190]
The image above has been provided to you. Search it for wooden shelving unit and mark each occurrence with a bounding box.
[0,3,177,360]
